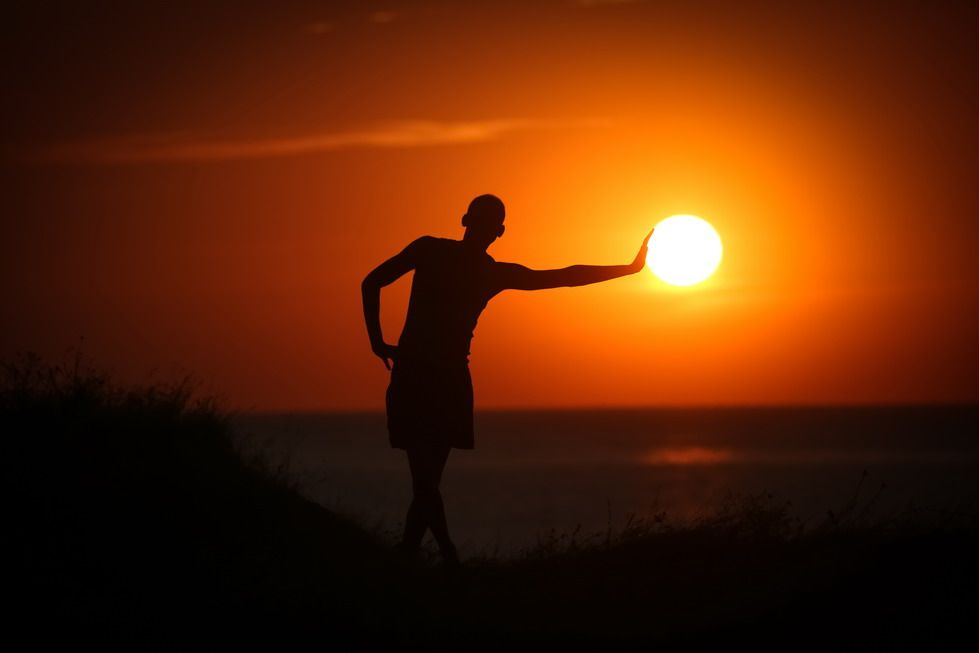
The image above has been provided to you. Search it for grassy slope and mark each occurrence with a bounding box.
[3,353,977,648]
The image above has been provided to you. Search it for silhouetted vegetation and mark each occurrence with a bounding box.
[4,353,978,648]
[2,352,399,648]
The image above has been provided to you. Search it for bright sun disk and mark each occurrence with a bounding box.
[646,214,722,286]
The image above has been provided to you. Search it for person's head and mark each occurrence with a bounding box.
[461,194,505,249]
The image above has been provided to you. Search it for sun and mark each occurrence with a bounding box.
[646,215,722,286]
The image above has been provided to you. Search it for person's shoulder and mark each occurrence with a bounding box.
[403,235,440,254]
[487,260,522,284]
[407,235,439,247]
[410,235,461,247]
[403,236,464,264]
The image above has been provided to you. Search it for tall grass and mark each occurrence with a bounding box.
[1,351,390,648]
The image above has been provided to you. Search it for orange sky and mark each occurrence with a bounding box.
[3,1,978,409]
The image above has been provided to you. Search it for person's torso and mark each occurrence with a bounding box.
[397,237,500,363]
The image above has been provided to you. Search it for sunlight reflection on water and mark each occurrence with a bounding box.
[643,446,735,465]
[640,446,978,466]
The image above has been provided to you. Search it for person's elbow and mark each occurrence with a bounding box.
[361,273,379,295]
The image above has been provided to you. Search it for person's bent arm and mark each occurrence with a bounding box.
[361,237,428,369]
[496,229,652,291]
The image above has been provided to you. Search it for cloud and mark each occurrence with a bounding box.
[31,119,608,165]
[304,21,335,36]
[368,10,398,24]
[575,0,645,6]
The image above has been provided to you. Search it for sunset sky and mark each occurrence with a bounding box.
[3,1,978,410]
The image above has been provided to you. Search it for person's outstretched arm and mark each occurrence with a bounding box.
[361,237,429,369]
[495,229,652,291]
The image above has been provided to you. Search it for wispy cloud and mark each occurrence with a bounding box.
[368,10,398,24]
[304,21,335,36]
[32,119,608,165]
[575,0,645,6]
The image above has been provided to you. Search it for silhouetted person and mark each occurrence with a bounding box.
[362,194,652,564]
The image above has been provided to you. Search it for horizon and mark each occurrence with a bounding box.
[236,401,979,416]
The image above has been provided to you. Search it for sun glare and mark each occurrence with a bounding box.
[646,215,723,286]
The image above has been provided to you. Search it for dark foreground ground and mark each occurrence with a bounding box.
[3,354,977,649]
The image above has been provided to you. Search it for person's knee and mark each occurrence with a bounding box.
[412,483,440,501]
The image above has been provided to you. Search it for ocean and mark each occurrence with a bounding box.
[233,407,979,557]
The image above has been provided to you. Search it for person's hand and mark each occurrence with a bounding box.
[372,342,399,370]
[630,229,654,273]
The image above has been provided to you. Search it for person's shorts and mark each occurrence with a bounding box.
[385,358,474,450]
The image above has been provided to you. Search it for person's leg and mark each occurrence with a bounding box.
[400,498,427,554]
[400,445,430,553]
[423,445,458,563]
[402,442,456,562]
